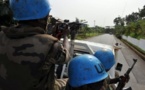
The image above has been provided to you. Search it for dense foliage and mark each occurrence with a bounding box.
[113,5,145,39]
[76,24,103,39]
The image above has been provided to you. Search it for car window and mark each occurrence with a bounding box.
[88,45,103,53]
[74,44,91,56]
[74,44,87,50]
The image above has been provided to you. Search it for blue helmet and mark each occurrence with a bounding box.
[94,49,115,71]
[9,0,51,20]
[68,54,108,87]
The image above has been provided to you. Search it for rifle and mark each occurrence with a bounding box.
[50,19,81,40]
[60,20,82,79]
[116,59,137,90]
[52,19,82,79]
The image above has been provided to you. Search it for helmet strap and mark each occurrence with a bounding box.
[45,15,49,33]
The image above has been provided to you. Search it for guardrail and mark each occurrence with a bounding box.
[121,39,145,61]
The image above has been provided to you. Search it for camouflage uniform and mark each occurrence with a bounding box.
[102,72,120,90]
[102,79,114,90]
[0,25,70,90]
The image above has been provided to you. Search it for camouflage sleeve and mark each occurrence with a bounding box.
[48,41,70,64]
[103,77,116,90]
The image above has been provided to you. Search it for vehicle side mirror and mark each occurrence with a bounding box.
[115,63,123,71]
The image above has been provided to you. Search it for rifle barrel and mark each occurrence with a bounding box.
[125,59,137,76]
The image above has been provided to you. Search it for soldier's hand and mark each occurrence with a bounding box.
[119,75,130,83]
[125,75,130,83]
[62,25,70,37]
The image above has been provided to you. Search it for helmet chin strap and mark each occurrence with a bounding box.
[45,15,49,32]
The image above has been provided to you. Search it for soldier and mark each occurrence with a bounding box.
[94,49,116,72]
[94,49,116,90]
[65,54,108,90]
[0,0,70,90]
[94,49,130,90]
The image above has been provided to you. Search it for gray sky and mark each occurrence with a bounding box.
[49,0,145,27]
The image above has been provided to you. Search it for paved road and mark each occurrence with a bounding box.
[84,34,145,90]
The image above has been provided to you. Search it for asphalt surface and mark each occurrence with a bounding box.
[84,34,145,90]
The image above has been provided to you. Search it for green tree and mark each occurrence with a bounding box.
[113,5,145,39]
[114,17,124,26]
[139,5,145,19]
[125,12,139,24]
[113,16,125,38]
[95,26,105,33]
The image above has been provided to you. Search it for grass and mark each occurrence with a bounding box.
[76,32,101,40]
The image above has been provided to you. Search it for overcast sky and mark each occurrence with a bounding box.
[49,0,145,27]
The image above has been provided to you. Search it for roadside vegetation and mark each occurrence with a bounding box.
[112,5,145,56]
[76,25,105,40]
[113,5,145,39]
